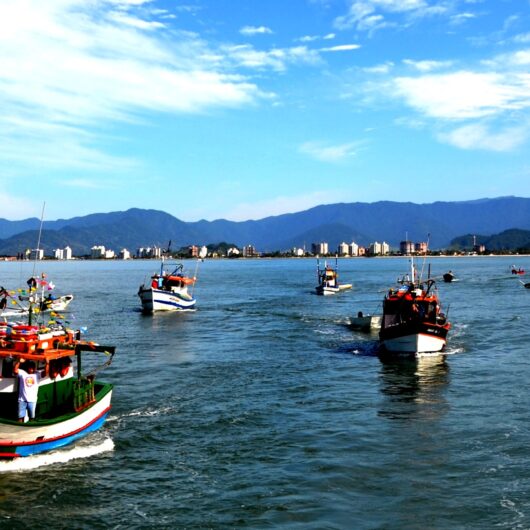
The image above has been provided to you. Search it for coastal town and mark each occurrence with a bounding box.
[4,237,493,261]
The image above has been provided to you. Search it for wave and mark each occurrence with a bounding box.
[0,438,114,473]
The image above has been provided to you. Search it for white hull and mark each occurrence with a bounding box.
[381,333,446,353]
[350,315,382,331]
[139,287,196,313]
[316,284,352,296]
[45,295,74,312]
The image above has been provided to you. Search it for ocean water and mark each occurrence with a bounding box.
[1,256,530,529]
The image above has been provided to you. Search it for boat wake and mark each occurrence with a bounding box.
[107,406,173,422]
[0,437,114,473]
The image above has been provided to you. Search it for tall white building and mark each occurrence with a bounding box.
[64,246,73,260]
[91,245,106,259]
[54,248,64,260]
[120,249,131,260]
[349,241,359,256]
[311,242,329,255]
[338,242,350,256]
[30,249,44,260]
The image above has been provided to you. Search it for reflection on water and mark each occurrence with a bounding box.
[378,354,450,421]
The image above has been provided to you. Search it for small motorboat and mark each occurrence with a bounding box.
[138,262,197,313]
[442,271,456,283]
[38,294,74,312]
[379,259,450,354]
[511,266,525,275]
[315,258,352,296]
[350,311,382,331]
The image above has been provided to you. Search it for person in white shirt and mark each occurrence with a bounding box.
[14,360,46,422]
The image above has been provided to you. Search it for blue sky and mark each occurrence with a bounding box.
[1,0,529,221]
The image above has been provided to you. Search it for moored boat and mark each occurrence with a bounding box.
[138,262,196,313]
[379,261,450,354]
[0,322,115,459]
[315,258,352,296]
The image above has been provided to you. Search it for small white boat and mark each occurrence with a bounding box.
[350,312,382,331]
[315,258,352,296]
[138,263,197,313]
[38,294,74,312]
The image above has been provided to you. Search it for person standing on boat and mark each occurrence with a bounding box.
[14,359,45,422]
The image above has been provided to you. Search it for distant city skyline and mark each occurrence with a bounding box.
[1,0,530,221]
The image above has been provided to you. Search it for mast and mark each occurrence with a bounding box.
[29,202,46,325]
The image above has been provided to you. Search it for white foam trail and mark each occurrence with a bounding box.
[0,438,114,473]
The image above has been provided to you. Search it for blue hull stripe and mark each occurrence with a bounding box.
[13,412,109,457]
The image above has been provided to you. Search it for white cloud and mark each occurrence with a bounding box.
[514,33,530,44]
[320,44,361,52]
[0,0,265,174]
[0,193,37,220]
[59,179,111,189]
[240,25,273,36]
[402,58,453,72]
[299,141,364,162]
[334,0,448,32]
[223,44,321,71]
[438,123,529,151]
[450,12,476,25]
[223,191,345,221]
[363,61,394,74]
[393,71,530,119]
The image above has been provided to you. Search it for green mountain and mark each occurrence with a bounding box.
[0,197,529,256]
[450,228,530,251]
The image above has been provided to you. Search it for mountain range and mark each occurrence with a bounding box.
[0,196,529,256]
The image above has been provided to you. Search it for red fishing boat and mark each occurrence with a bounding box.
[379,259,450,354]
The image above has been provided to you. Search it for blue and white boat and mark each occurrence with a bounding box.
[138,263,197,313]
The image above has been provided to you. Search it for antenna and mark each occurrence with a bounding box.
[32,202,46,278]
[419,233,430,282]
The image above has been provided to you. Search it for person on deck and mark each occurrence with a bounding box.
[14,360,47,422]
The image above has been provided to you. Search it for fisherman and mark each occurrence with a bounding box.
[14,359,47,422]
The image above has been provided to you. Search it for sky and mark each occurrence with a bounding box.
[1,0,530,222]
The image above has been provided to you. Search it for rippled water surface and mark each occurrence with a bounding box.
[1,256,530,529]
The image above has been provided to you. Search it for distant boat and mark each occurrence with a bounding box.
[442,271,456,283]
[315,258,352,296]
[350,311,381,331]
[138,262,197,313]
[511,266,525,275]
[379,258,451,354]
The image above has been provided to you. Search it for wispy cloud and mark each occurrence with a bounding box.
[222,44,321,71]
[240,25,273,36]
[320,44,361,52]
[334,0,451,32]
[0,0,264,175]
[0,193,37,220]
[223,191,346,221]
[402,59,453,72]
[386,47,530,152]
[438,123,529,151]
[299,141,364,162]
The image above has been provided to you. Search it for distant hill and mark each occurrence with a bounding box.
[450,228,530,251]
[0,197,529,255]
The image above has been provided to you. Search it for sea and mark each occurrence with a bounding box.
[1,255,530,529]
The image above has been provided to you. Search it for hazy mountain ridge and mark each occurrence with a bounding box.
[0,197,529,255]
